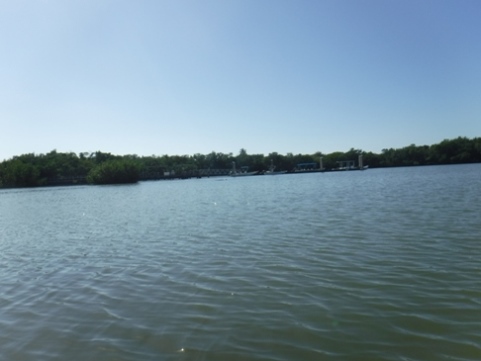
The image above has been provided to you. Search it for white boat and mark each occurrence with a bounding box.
[264,160,286,175]
[229,162,259,177]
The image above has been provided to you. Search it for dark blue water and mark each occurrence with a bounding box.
[1,164,480,360]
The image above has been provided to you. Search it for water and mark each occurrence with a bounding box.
[1,164,480,361]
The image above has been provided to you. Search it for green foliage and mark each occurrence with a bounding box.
[1,136,480,188]
[0,150,138,188]
[0,159,40,187]
[378,137,481,167]
[86,159,141,185]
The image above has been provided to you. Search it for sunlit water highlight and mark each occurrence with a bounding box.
[1,164,480,360]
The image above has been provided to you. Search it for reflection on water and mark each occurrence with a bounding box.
[1,164,480,360]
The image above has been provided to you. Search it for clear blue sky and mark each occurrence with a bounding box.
[1,0,480,161]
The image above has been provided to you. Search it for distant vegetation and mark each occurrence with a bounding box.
[0,136,480,188]
[86,159,141,185]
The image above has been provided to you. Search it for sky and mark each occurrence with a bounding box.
[1,0,480,161]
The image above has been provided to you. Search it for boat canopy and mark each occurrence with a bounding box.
[296,162,317,169]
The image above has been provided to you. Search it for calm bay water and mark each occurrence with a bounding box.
[1,164,480,361]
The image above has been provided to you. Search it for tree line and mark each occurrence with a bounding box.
[0,136,480,188]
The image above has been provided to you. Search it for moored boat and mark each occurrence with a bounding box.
[230,162,259,177]
[264,160,287,175]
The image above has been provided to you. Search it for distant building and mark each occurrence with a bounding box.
[295,162,318,171]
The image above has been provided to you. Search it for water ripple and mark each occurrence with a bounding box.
[1,165,480,360]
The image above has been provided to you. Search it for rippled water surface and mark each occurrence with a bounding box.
[1,164,480,361]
